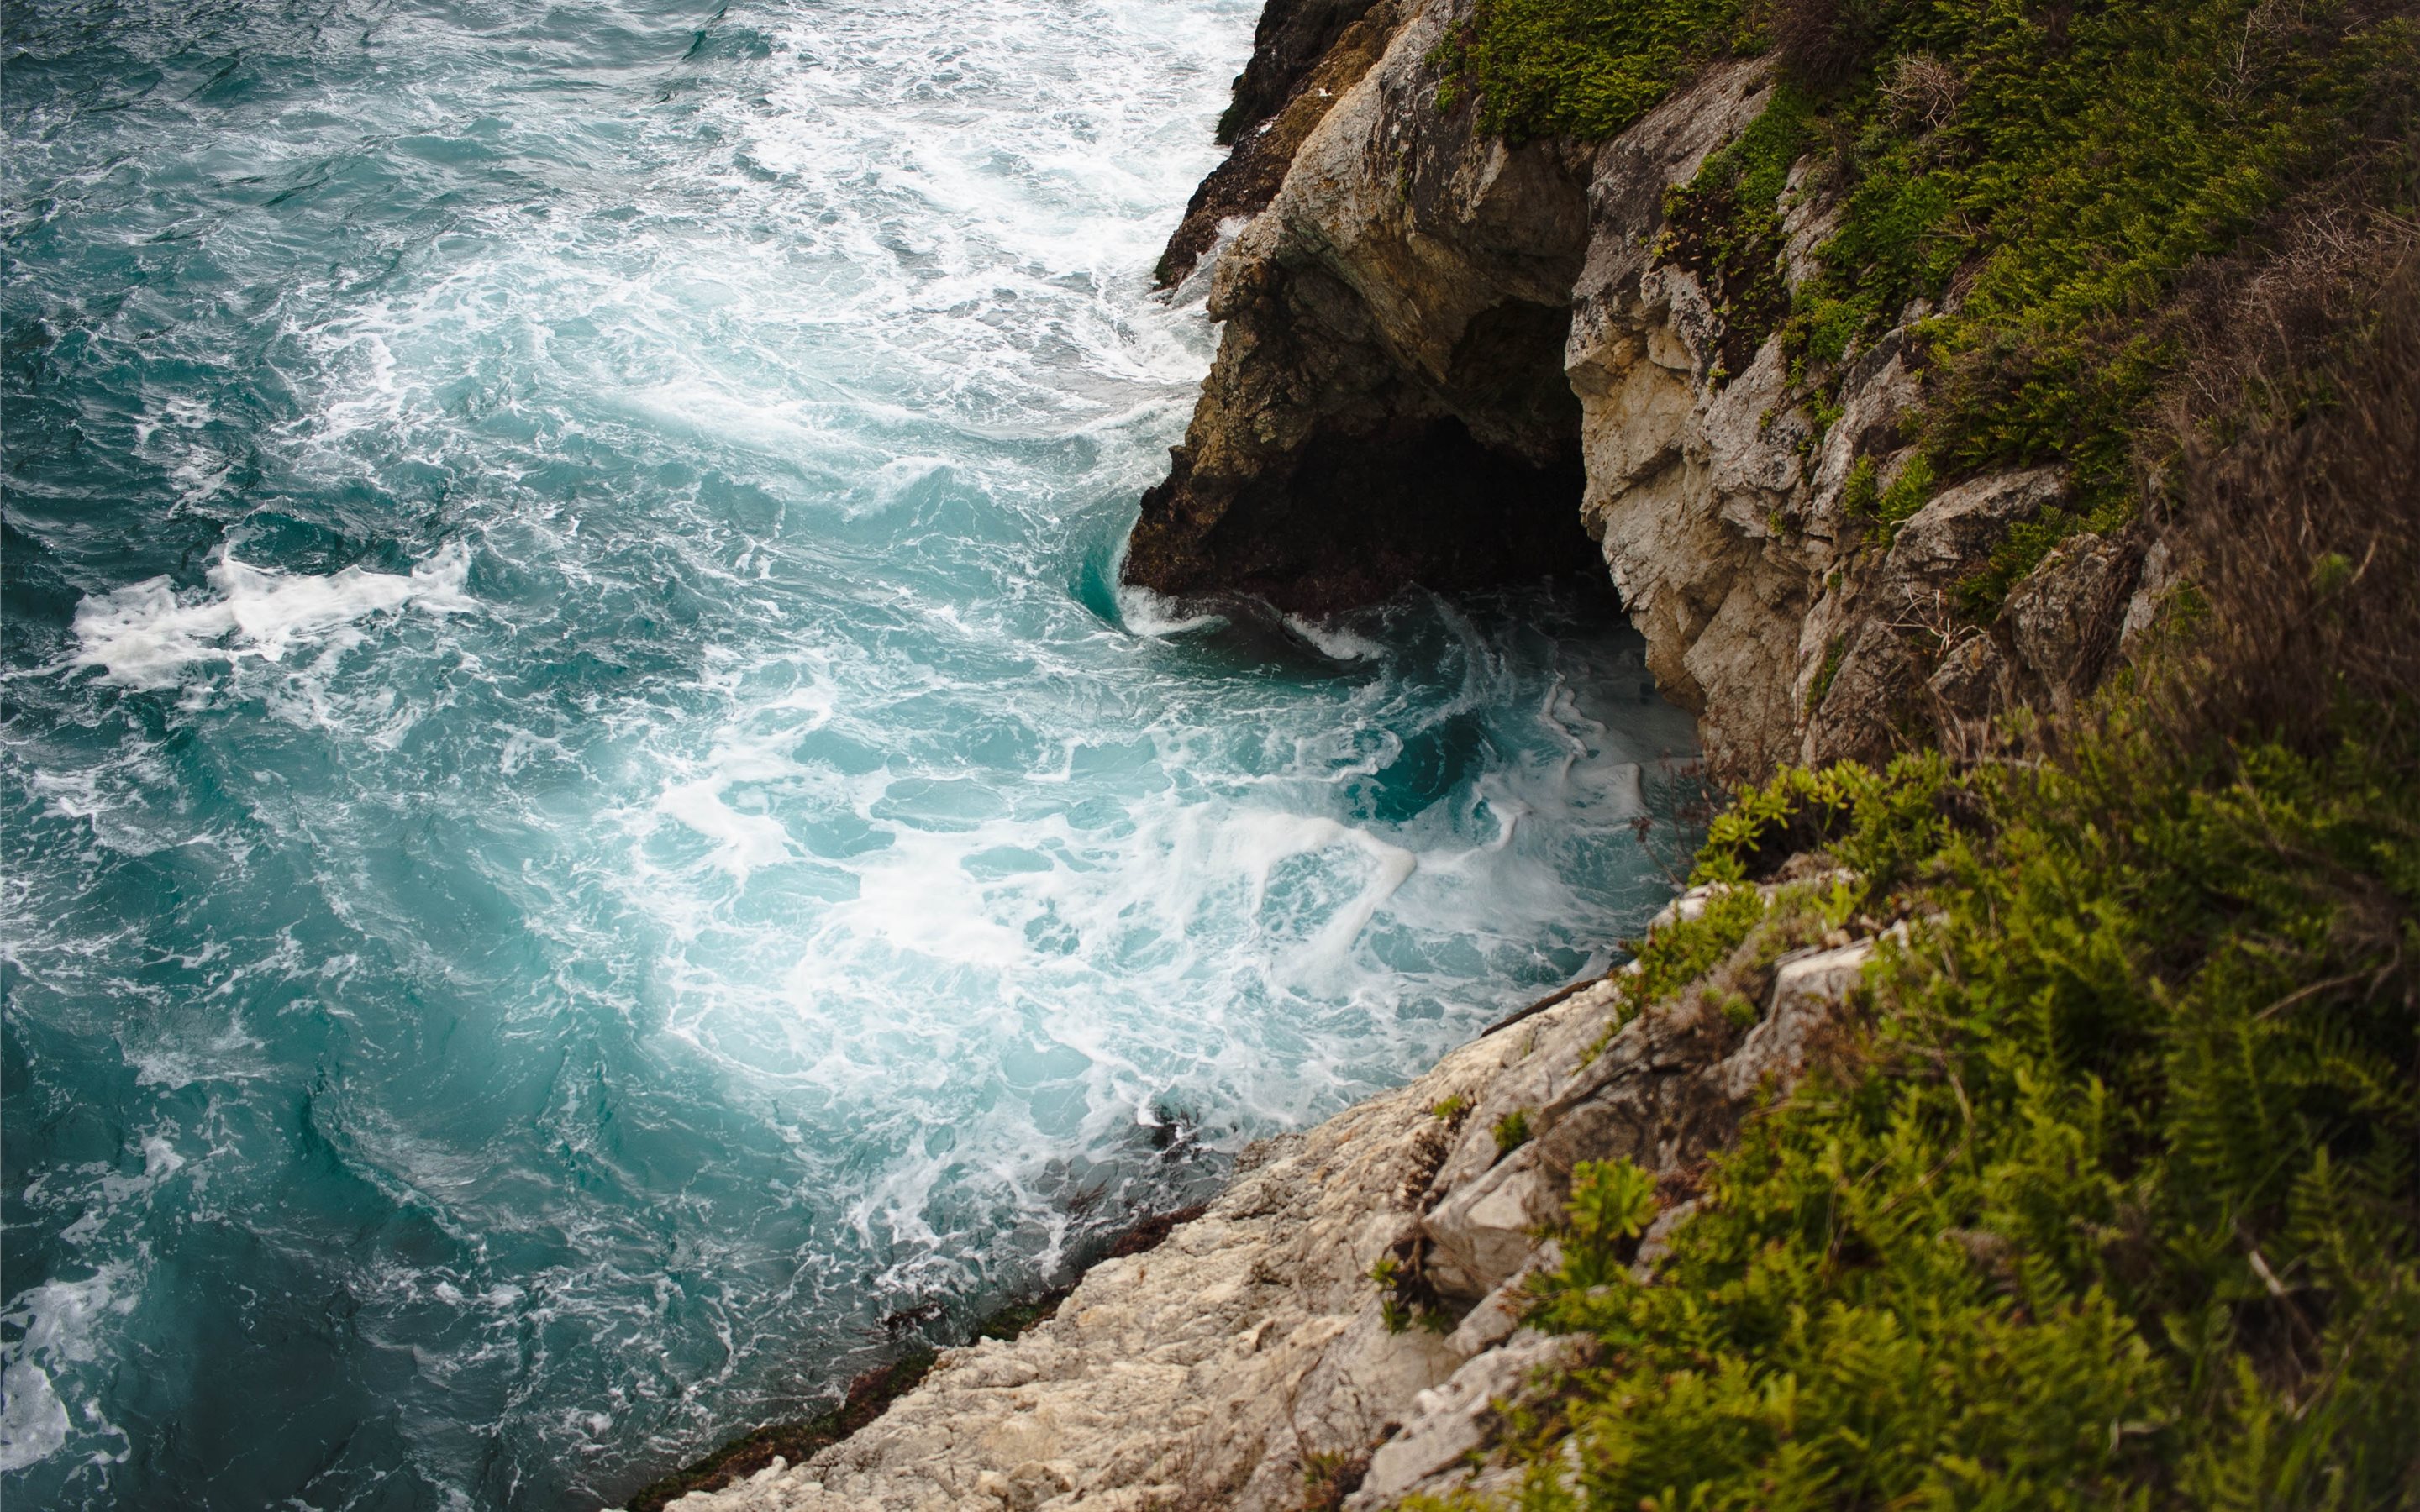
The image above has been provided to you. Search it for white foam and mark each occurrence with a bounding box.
[0,1362,68,1474]
[1110,576,1228,638]
[1283,613,1387,663]
[655,778,799,882]
[0,1265,134,1473]
[67,542,476,690]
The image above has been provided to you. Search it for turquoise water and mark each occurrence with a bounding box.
[0,1,1697,1506]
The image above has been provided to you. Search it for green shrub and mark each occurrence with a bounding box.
[1586,885,1773,1058]
[1439,0,1749,142]
[1559,1158,1663,1289]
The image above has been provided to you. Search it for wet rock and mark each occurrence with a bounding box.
[1220,0,1390,144]
[1156,0,1402,288]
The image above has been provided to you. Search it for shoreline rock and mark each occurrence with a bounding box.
[644,876,1882,1511]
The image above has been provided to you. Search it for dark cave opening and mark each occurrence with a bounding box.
[1123,297,1607,620]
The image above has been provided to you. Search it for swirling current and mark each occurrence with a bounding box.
[0,1,1699,1507]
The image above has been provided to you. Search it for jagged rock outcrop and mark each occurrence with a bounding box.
[1128,0,2160,775]
[1157,0,1397,288]
[1125,0,1605,615]
[650,882,1883,1512]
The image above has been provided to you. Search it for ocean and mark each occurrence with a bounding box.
[0,2,1695,1505]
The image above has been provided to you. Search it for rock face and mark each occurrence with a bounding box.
[1156,0,1397,288]
[1127,0,2158,775]
[1560,60,1818,775]
[652,882,1880,1512]
[1124,0,1606,616]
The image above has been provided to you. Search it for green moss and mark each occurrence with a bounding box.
[1955,487,2135,616]
[1370,1252,1409,1333]
[1301,1448,1371,1510]
[1839,454,1881,517]
[1560,1158,1662,1289]
[971,1294,1063,1343]
[1372,1250,1455,1335]
[1694,755,1951,888]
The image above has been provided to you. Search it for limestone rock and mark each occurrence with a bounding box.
[1802,467,2067,764]
[1128,0,2141,778]
[649,995,1560,1512]
[1564,61,1816,776]
[1344,1332,1575,1507]
[2001,530,2145,698]
[1724,939,1871,1100]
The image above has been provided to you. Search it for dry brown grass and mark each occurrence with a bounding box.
[2137,252,2420,758]
[1764,0,1876,93]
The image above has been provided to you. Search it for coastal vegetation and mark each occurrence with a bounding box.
[1405,1,2420,1504]
[1440,0,2417,601]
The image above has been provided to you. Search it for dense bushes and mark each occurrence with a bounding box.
[1439,0,1747,140]
[1491,722,2420,1510]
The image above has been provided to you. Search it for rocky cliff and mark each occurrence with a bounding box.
[1124,0,2160,778]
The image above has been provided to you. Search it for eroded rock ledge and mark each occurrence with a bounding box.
[654,880,1882,1512]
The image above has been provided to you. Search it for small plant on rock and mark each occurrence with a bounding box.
[1555,1158,1662,1289]
[1491,1108,1532,1155]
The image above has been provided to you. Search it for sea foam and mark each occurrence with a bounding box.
[68,543,476,690]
